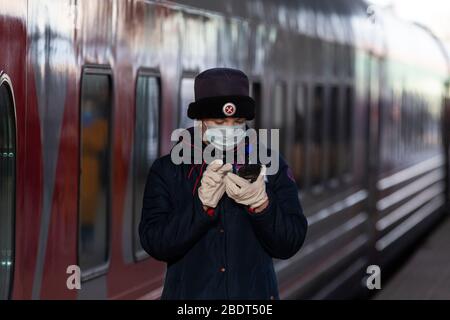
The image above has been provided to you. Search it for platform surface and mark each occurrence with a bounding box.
[373,215,450,300]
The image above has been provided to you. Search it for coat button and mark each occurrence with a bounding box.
[270,295,274,300]
[219,228,224,233]
[220,267,226,272]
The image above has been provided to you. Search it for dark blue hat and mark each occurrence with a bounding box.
[187,67,255,120]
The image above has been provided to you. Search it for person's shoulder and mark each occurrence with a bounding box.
[147,155,180,189]
[262,147,288,170]
[151,154,176,171]
[262,148,296,186]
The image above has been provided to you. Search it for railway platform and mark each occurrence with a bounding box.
[373,214,450,300]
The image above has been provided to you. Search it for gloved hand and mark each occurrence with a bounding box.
[224,165,268,209]
[198,159,232,208]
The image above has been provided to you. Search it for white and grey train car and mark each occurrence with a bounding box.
[172,0,450,299]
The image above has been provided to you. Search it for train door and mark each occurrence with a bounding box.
[365,53,382,261]
[0,72,16,300]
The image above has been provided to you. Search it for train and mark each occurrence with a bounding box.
[0,0,449,300]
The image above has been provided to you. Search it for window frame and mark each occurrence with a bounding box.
[272,80,288,154]
[132,67,161,262]
[292,81,309,190]
[248,77,262,130]
[341,84,355,184]
[0,71,17,300]
[178,70,198,129]
[272,80,287,127]
[77,65,114,282]
[326,84,341,188]
[310,83,326,193]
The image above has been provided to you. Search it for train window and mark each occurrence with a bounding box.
[332,44,339,76]
[0,75,15,300]
[312,39,324,75]
[418,98,426,150]
[341,86,354,178]
[78,69,112,279]
[345,45,354,77]
[393,91,402,163]
[292,84,307,189]
[179,78,195,129]
[248,81,262,129]
[133,73,160,261]
[400,91,408,158]
[327,86,340,184]
[273,82,287,152]
[310,86,324,187]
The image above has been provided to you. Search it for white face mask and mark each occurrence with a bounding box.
[204,122,246,150]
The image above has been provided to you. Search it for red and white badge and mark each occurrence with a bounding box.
[222,102,236,116]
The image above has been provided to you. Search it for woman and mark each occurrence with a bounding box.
[139,67,307,300]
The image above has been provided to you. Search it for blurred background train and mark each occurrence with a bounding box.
[0,0,449,299]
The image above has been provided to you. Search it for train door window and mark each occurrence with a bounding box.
[179,78,195,129]
[273,82,287,153]
[310,86,324,188]
[0,75,15,299]
[248,81,262,129]
[133,72,160,261]
[78,68,112,280]
[292,84,307,189]
[327,86,340,186]
[341,86,354,180]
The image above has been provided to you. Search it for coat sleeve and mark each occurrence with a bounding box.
[247,155,308,260]
[139,158,218,263]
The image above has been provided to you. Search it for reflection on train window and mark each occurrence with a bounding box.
[179,78,195,129]
[133,74,160,261]
[401,91,409,151]
[345,45,354,77]
[248,81,262,130]
[332,43,339,76]
[328,86,339,184]
[415,98,423,151]
[342,86,354,178]
[273,82,286,152]
[418,97,427,151]
[393,91,402,163]
[292,84,307,189]
[381,88,442,168]
[79,70,112,278]
[0,78,15,299]
[310,86,324,187]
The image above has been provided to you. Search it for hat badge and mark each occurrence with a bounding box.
[222,102,236,116]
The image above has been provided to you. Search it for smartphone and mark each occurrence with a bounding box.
[237,164,262,183]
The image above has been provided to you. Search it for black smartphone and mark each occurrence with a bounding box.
[237,164,262,183]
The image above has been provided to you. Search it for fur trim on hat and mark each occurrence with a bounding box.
[187,95,255,120]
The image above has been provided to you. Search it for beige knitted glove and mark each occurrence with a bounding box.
[198,159,232,208]
[224,165,268,209]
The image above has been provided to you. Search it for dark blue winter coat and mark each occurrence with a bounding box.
[139,127,308,300]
